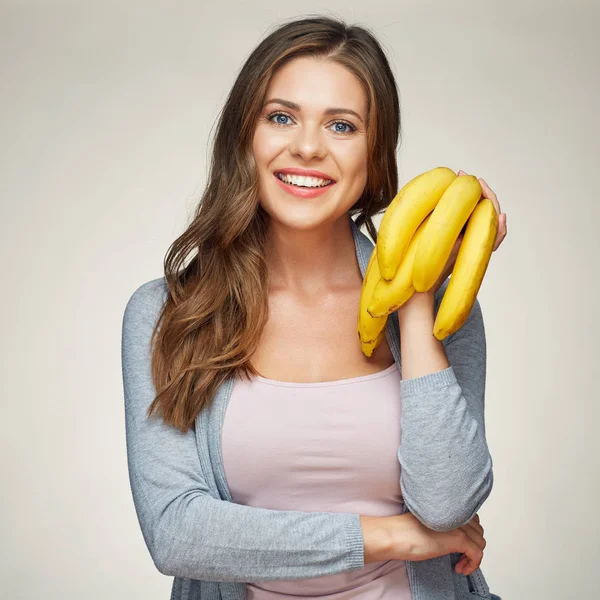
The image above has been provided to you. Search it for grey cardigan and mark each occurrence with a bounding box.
[121,214,502,600]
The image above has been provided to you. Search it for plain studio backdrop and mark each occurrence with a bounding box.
[1,1,598,598]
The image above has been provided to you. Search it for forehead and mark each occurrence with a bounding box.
[265,57,367,117]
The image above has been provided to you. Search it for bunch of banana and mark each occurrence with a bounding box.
[357,166,498,355]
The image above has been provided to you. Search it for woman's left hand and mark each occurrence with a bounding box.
[420,170,507,299]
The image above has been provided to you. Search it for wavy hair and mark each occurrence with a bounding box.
[147,14,401,432]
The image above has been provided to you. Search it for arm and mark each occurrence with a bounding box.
[395,281,493,532]
[122,279,365,582]
[359,516,395,563]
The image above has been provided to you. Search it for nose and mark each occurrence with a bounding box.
[288,122,327,161]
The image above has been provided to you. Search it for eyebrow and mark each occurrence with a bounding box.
[263,98,364,124]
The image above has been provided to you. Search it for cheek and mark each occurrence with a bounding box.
[340,143,368,182]
[253,126,286,167]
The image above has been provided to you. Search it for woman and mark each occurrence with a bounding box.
[121,15,507,600]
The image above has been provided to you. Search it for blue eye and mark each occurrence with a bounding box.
[332,121,353,134]
[272,113,292,126]
[265,111,356,134]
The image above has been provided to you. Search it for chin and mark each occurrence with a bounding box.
[267,207,331,231]
[258,175,355,230]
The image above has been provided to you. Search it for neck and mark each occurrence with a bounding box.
[264,214,359,297]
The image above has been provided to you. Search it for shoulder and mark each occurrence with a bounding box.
[122,276,169,326]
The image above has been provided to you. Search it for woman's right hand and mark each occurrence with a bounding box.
[392,512,486,576]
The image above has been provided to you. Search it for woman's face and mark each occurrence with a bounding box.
[252,56,368,230]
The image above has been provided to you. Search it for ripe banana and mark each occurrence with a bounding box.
[367,213,433,318]
[412,175,483,293]
[357,167,498,355]
[357,246,388,356]
[377,167,456,281]
[433,198,498,340]
[360,328,386,358]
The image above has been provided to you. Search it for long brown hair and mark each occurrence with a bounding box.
[147,14,401,432]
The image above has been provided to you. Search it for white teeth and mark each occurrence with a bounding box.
[277,173,332,187]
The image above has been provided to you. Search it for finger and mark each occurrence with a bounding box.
[455,535,484,576]
[457,555,476,576]
[462,514,485,573]
[493,230,502,252]
[478,177,501,214]
[463,518,485,539]
[465,514,482,534]
[459,522,486,552]
[492,214,507,252]
[455,532,484,575]
[456,555,469,574]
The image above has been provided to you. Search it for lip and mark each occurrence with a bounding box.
[274,167,336,182]
[273,172,336,199]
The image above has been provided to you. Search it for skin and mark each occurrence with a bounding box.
[252,55,369,298]
[251,55,506,576]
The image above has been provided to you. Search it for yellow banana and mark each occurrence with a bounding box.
[367,213,433,318]
[357,246,388,354]
[433,198,498,340]
[360,328,386,358]
[412,175,483,293]
[377,167,456,281]
[358,167,499,353]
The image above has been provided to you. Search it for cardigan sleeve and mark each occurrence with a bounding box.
[122,279,365,582]
[396,282,494,532]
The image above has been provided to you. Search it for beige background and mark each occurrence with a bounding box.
[2,1,598,598]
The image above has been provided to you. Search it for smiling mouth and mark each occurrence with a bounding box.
[274,173,335,188]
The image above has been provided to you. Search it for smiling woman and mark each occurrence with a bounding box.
[138,15,401,427]
[122,13,501,600]
[253,57,368,210]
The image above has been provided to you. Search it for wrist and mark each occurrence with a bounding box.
[359,515,394,563]
[398,292,435,321]
[388,513,416,561]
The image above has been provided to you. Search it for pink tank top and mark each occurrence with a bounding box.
[222,362,412,600]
